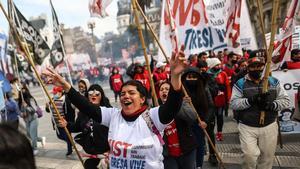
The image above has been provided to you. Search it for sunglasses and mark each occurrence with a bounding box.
[88,90,101,96]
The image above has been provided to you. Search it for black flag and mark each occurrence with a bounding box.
[50,0,64,68]
[11,3,50,65]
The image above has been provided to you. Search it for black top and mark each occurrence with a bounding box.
[66,85,183,124]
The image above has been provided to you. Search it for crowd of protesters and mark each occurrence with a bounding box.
[1,46,295,169]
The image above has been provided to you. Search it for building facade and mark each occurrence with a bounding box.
[248,0,300,48]
[116,0,161,36]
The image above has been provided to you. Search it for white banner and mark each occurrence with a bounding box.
[273,69,300,134]
[158,0,257,61]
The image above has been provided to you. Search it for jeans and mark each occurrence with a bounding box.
[192,124,205,167]
[238,122,278,169]
[164,149,196,169]
[56,127,72,153]
[26,118,38,150]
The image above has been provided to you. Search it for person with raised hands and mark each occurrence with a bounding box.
[43,46,187,169]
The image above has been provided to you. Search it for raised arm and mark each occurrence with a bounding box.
[42,68,102,123]
[159,45,187,124]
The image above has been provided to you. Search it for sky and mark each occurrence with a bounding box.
[0,0,119,37]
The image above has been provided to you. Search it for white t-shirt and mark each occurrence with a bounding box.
[100,106,166,169]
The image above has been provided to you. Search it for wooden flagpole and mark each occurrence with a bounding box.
[135,1,169,64]
[256,0,283,148]
[131,0,159,106]
[135,0,225,168]
[0,2,84,166]
[256,0,268,49]
[50,0,73,86]
[257,0,280,125]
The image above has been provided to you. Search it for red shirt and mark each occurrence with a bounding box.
[110,74,123,92]
[223,64,237,78]
[215,71,232,103]
[134,70,151,92]
[165,121,181,157]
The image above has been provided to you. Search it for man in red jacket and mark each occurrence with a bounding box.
[133,63,151,92]
[109,67,123,102]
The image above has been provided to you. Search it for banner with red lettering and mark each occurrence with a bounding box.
[273,69,300,134]
[159,0,257,60]
[271,0,300,71]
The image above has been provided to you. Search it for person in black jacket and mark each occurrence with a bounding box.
[159,81,200,169]
[60,84,111,168]
[181,67,209,169]
[198,61,219,165]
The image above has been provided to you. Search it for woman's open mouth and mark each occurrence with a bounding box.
[162,93,167,99]
[123,100,132,106]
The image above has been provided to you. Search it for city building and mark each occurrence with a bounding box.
[248,0,300,48]
[116,0,161,36]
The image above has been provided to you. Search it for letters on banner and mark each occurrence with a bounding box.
[273,69,300,134]
[159,0,257,61]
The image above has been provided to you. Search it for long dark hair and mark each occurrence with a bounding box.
[181,68,209,116]
[0,124,36,169]
[158,81,171,105]
[88,84,112,108]
[18,83,34,108]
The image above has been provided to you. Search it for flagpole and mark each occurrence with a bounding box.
[12,46,25,103]
[132,0,159,106]
[256,0,268,49]
[257,0,280,125]
[50,0,73,86]
[7,1,24,105]
[135,0,225,167]
[1,2,85,166]
[59,35,73,86]
[135,1,169,64]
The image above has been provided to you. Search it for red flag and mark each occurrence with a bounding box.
[225,0,242,50]
[88,0,112,18]
[163,0,179,53]
[271,0,300,70]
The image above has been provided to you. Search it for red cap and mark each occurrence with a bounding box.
[52,86,63,94]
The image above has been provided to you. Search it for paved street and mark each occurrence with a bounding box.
[24,82,300,169]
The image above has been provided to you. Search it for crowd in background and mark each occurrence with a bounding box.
[1,47,298,169]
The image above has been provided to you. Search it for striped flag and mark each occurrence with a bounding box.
[271,0,300,70]
[89,0,113,18]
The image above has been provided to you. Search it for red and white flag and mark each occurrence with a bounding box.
[225,0,242,51]
[163,0,179,53]
[89,0,113,18]
[271,0,300,70]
